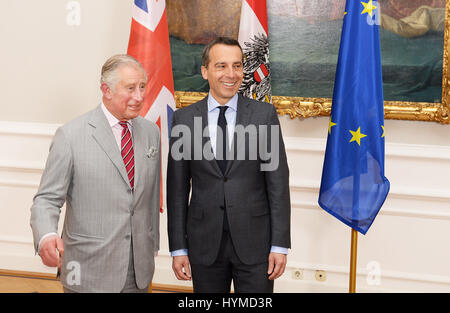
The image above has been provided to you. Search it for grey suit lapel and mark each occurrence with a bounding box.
[131,117,145,191]
[89,106,132,189]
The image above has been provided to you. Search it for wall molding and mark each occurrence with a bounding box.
[1,174,448,221]
[0,235,34,245]
[2,120,450,160]
[0,121,59,137]
[1,121,449,221]
[284,137,450,160]
[283,262,450,293]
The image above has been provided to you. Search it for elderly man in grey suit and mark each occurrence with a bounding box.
[167,37,291,293]
[30,54,161,293]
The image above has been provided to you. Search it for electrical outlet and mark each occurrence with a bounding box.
[292,268,304,280]
[315,270,326,282]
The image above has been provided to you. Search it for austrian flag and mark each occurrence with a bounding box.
[238,0,271,103]
[254,63,269,83]
[127,0,176,212]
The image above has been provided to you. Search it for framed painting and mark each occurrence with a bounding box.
[167,0,450,124]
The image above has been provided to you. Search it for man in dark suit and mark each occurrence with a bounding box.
[167,37,291,293]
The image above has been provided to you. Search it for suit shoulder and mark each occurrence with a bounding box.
[134,116,160,141]
[58,107,98,134]
[245,97,276,112]
[134,115,158,130]
[173,98,206,118]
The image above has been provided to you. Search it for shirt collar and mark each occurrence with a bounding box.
[101,102,132,128]
[207,92,238,113]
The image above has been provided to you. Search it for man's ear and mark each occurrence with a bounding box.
[100,83,113,100]
[201,66,208,80]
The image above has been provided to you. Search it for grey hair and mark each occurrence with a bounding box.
[101,54,147,90]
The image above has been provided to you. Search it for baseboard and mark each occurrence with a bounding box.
[151,283,193,293]
[0,269,57,280]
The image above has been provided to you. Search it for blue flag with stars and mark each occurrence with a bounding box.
[318,0,390,235]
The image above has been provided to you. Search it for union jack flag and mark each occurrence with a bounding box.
[127,0,175,213]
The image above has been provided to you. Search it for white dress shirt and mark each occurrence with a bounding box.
[207,92,238,156]
[100,102,133,149]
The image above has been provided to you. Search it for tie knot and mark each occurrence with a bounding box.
[119,121,128,129]
[218,106,228,115]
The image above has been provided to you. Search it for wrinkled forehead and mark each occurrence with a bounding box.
[117,64,148,83]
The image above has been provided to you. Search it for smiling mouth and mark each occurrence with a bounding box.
[222,82,236,87]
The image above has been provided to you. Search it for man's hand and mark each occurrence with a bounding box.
[39,235,64,268]
[267,252,287,280]
[172,255,192,281]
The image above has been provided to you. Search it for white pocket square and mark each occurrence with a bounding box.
[146,146,158,158]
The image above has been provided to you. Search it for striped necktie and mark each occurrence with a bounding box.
[119,122,135,190]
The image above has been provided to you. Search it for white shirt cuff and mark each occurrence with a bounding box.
[171,247,287,256]
[170,249,188,257]
[270,246,289,255]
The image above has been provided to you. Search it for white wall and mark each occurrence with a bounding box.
[1,0,133,124]
[1,1,450,292]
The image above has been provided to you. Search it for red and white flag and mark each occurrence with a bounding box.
[127,0,176,212]
[238,0,271,103]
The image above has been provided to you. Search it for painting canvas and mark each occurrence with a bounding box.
[166,0,449,123]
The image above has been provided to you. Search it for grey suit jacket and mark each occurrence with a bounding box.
[30,106,161,292]
[167,95,291,266]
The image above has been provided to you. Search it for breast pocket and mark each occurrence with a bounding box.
[144,146,159,161]
[140,147,159,181]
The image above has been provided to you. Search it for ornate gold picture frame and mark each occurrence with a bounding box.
[173,1,450,124]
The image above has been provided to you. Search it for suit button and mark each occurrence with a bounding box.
[220,205,225,210]
[125,234,131,240]
[223,177,228,182]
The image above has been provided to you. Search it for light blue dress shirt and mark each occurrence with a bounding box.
[171,93,288,256]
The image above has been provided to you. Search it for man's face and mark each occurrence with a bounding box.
[201,44,243,105]
[102,65,147,121]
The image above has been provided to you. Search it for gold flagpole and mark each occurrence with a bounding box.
[349,228,358,293]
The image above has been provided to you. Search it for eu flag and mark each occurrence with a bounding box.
[318,0,390,235]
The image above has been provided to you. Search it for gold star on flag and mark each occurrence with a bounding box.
[381,125,385,138]
[349,127,367,146]
[328,119,336,134]
[361,0,377,17]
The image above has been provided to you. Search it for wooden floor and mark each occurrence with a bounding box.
[0,275,63,293]
[0,272,190,293]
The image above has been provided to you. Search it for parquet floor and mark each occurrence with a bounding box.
[0,275,63,293]
[0,275,184,293]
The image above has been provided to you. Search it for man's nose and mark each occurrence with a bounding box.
[224,66,237,77]
[133,88,144,101]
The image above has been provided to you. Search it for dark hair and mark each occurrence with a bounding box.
[201,37,243,68]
